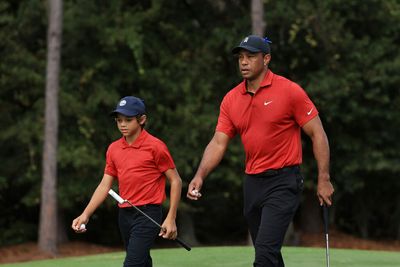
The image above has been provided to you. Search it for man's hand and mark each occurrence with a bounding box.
[186,177,203,200]
[317,177,334,206]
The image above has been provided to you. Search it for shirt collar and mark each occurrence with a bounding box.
[119,129,148,149]
[240,70,274,95]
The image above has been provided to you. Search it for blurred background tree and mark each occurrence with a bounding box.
[38,0,63,255]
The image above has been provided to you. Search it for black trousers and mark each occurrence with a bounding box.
[118,205,162,267]
[244,166,303,267]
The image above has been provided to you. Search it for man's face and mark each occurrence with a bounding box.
[237,50,270,80]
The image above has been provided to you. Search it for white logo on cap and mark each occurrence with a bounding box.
[243,37,249,43]
[119,100,127,106]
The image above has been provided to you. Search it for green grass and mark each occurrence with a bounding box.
[1,246,399,267]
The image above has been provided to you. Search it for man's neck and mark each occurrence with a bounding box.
[246,69,268,94]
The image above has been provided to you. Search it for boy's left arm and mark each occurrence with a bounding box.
[160,168,182,239]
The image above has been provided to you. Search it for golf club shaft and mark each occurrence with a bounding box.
[108,189,191,251]
[125,200,191,251]
[323,205,330,267]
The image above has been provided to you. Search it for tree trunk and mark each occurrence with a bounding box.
[397,222,400,240]
[38,0,63,256]
[57,209,69,244]
[248,0,268,247]
[177,209,200,246]
[299,188,323,234]
[251,0,266,36]
[247,231,253,246]
[284,221,300,246]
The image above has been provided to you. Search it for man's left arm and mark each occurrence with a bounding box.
[302,115,334,206]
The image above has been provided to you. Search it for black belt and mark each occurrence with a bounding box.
[247,165,300,178]
[122,204,160,210]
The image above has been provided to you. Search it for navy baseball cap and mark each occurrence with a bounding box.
[110,96,146,117]
[232,35,272,54]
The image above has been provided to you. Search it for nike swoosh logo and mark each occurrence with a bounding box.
[264,101,273,106]
[307,108,314,115]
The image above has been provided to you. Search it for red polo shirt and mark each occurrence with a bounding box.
[216,70,318,174]
[104,129,175,207]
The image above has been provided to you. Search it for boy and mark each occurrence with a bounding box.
[72,96,182,267]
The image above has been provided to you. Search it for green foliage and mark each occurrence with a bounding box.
[262,0,400,239]
[0,0,399,245]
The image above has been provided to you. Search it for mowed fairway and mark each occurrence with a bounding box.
[1,246,399,267]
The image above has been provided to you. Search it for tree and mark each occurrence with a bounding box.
[251,0,265,36]
[38,0,63,255]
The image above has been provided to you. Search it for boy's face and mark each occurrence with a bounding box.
[115,114,146,138]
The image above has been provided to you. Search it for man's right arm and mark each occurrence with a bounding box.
[187,131,230,200]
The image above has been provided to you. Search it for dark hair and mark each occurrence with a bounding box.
[136,114,146,128]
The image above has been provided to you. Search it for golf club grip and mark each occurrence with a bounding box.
[323,205,329,234]
[108,189,125,204]
[175,237,191,251]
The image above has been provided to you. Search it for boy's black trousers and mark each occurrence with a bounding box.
[118,205,162,267]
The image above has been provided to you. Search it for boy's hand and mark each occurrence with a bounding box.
[159,218,177,240]
[72,214,89,233]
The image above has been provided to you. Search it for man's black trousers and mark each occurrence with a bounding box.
[244,166,303,267]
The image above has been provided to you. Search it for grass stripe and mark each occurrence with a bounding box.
[1,246,399,267]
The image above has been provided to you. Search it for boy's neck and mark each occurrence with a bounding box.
[125,129,142,144]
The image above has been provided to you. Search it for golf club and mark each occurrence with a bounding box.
[108,189,191,251]
[323,204,330,267]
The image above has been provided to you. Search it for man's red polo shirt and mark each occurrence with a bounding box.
[104,129,175,207]
[216,70,318,174]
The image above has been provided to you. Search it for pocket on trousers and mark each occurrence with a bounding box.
[295,173,304,193]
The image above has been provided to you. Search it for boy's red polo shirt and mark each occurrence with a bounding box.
[216,70,318,174]
[104,129,175,207]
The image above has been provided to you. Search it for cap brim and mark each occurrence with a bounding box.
[110,108,140,117]
[232,45,262,54]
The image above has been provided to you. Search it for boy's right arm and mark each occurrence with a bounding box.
[187,131,230,200]
[71,174,114,233]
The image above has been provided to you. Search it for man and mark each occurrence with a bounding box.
[187,35,334,267]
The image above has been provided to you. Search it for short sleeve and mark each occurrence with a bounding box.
[154,142,175,173]
[104,146,118,177]
[216,95,237,138]
[291,83,319,127]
